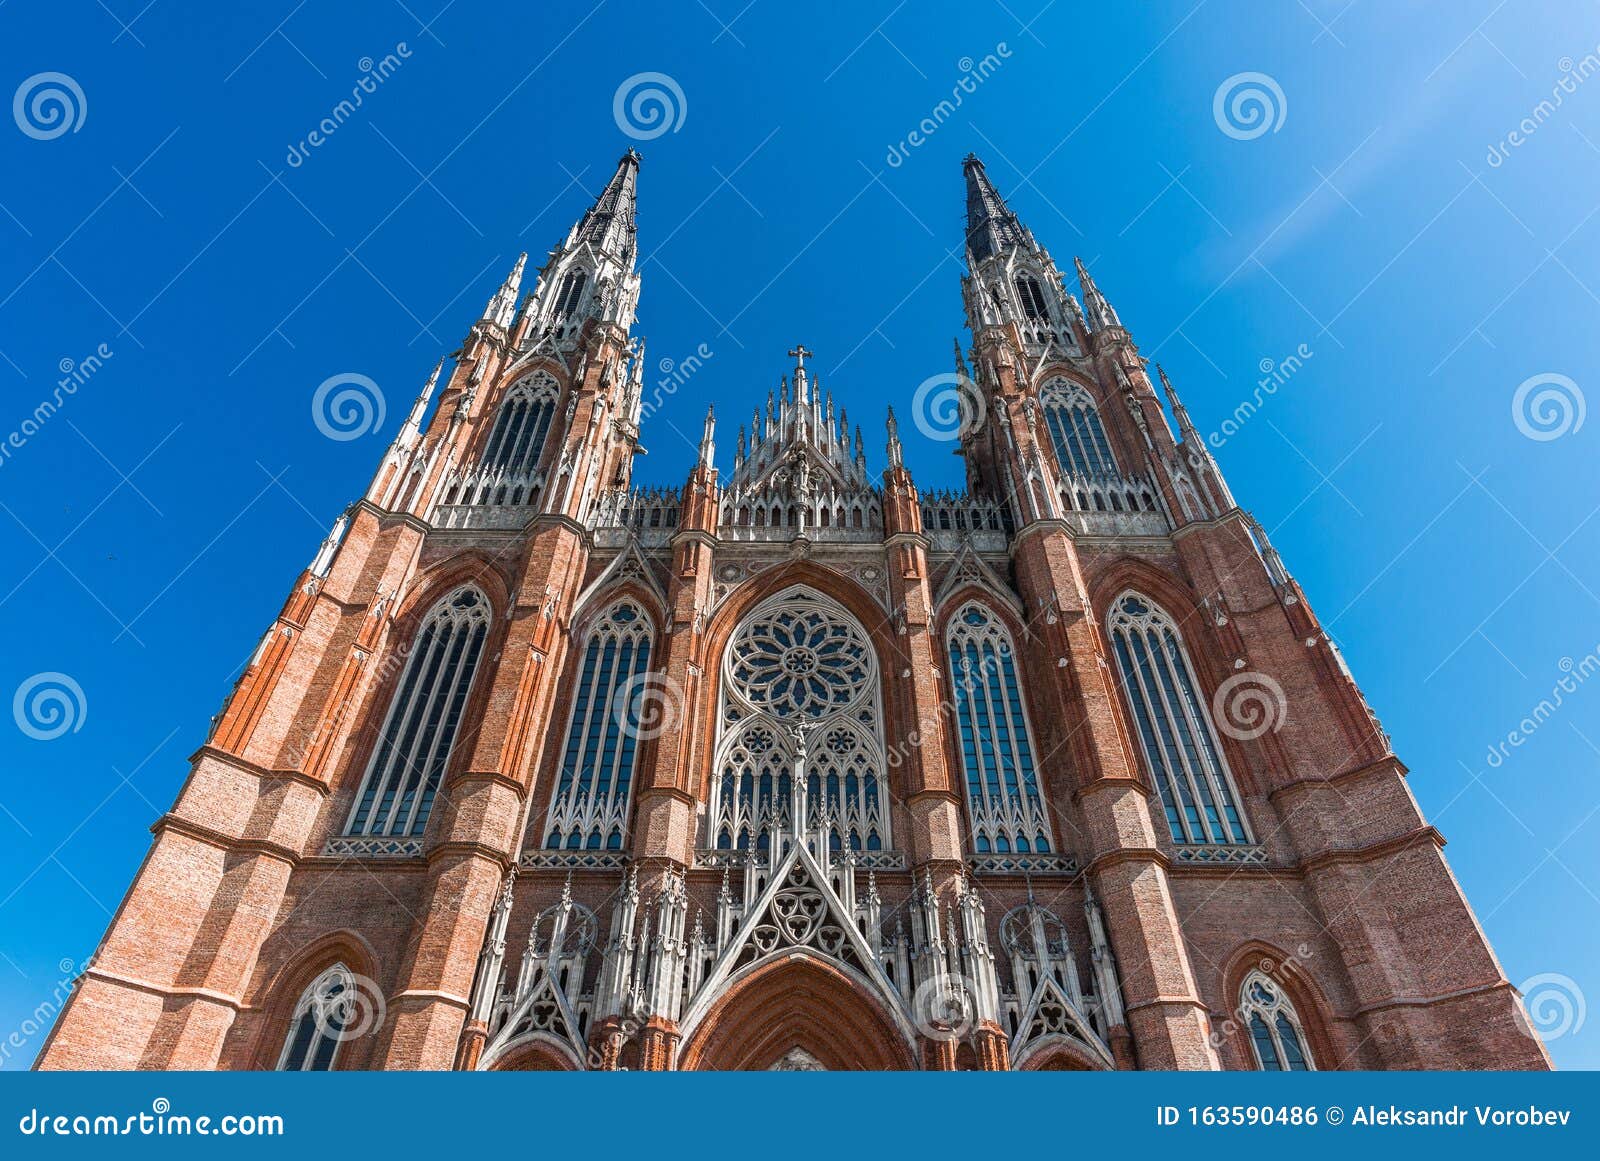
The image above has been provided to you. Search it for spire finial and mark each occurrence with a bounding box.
[482,252,527,329]
[1075,256,1120,331]
[698,404,716,467]
[886,407,904,471]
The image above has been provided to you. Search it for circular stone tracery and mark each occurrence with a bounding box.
[726,599,873,719]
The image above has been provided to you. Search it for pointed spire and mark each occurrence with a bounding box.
[576,149,641,259]
[885,407,904,471]
[1075,256,1120,331]
[953,338,971,381]
[964,153,1026,261]
[404,357,444,435]
[698,404,716,468]
[482,253,527,329]
[1158,364,1202,445]
[308,507,350,577]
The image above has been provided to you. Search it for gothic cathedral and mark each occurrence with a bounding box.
[37,152,1547,1072]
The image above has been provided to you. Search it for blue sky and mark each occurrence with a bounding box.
[1,0,1598,1069]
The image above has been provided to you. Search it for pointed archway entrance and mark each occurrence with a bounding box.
[678,953,918,1071]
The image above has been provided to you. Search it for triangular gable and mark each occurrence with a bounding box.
[1010,973,1114,1068]
[573,534,667,619]
[933,537,1023,620]
[481,961,588,1067]
[677,840,910,1042]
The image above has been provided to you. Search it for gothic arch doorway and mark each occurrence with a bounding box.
[678,955,917,1071]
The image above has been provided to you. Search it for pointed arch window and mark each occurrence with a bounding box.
[1016,275,1050,321]
[946,602,1052,854]
[1041,378,1117,478]
[481,372,558,473]
[1239,971,1314,1071]
[1107,593,1249,845]
[543,600,655,850]
[345,587,490,839]
[709,588,889,854]
[277,964,357,1071]
[555,269,587,317]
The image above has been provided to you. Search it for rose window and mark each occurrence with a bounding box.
[727,601,873,718]
[711,588,889,854]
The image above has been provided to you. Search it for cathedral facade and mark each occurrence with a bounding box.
[37,152,1548,1071]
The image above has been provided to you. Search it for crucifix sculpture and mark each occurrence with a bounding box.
[787,343,813,369]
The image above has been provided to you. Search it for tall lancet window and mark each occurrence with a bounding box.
[709,588,888,854]
[1016,275,1051,320]
[345,587,490,839]
[1238,972,1314,1071]
[277,964,357,1071]
[1107,593,1250,845]
[481,372,558,473]
[946,603,1052,854]
[555,269,586,317]
[1041,378,1117,478]
[543,600,655,851]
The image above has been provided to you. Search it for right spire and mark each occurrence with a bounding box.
[963,153,1027,261]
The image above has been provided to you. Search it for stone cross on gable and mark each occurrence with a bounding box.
[787,344,813,369]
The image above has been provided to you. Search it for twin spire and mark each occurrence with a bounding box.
[963,152,1120,333]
